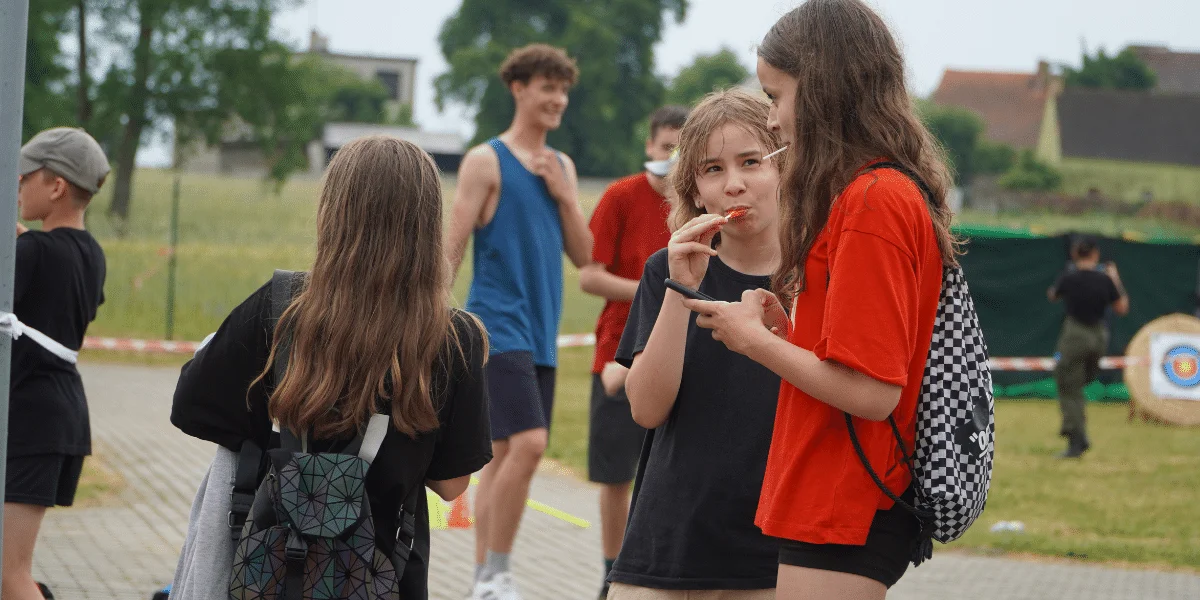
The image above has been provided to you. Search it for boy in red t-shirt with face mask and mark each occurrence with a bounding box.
[580,104,689,600]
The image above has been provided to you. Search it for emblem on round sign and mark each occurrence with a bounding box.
[1162,344,1200,388]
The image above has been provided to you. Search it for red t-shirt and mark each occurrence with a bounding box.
[755,164,944,545]
[589,173,672,374]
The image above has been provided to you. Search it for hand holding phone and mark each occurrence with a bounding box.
[665,278,716,302]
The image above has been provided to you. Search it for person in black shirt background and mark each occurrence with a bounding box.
[8,127,109,600]
[1048,236,1129,458]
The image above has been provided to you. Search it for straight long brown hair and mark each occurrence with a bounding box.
[759,0,960,298]
[668,89,782,232]
[253,136,479,440]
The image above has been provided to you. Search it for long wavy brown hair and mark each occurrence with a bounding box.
[759,0,960,298]
[253,136,477,440]
[668,89,782,232]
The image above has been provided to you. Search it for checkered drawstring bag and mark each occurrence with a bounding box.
[845,163,996,567]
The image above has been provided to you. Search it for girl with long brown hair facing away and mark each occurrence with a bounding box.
[680,1,959,598]
[170,136,492,595]
[606,89,788,600]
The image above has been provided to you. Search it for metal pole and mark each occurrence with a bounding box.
[0,0,32,570]
[165,172,180,340]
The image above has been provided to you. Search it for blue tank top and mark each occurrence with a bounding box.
[465,138,565,367]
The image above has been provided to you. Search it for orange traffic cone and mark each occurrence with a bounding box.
[447,494,472,529]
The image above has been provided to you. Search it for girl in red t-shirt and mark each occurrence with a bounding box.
[681,1,961,598]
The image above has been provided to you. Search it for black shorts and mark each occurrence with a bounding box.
[6,454,86,507]
[587,374,644,484]
[777,487,920,588]
[487,351,556,440]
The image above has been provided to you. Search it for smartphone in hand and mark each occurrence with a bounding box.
[665,278,716,302]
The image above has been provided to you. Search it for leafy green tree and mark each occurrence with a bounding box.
[436,0,688,177]
[23,0,76,140]
[1063,47,1156,91]
[918,100,1017,185]
[90,0,308,224]
[323,67,393,124]
[974,140,1017,176]
[919,101,983,185]
[667,47,749,106]
[999,149,1062,191]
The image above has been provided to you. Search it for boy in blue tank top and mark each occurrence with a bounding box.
[446,44,593,600]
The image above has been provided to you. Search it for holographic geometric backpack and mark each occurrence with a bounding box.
[228,270,416,600]
[229,414,403,600]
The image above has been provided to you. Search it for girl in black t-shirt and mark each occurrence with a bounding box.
[607,89,788,599]
[170,136,493,597]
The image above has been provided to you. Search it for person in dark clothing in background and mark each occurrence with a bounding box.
[8,127,109,600]
[1048,236,1129,458]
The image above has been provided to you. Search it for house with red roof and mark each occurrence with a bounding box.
[931,62,1059,150]
[932,51,1200,203]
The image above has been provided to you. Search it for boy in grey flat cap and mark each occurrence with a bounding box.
[6,127,108,600]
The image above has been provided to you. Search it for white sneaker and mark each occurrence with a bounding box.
[472,571,522,600]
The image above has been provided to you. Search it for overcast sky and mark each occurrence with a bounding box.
[141,0,1200,166]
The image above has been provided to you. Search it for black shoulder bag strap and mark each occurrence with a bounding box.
[270,269,300,396]
[842,161,936,566]
[228,269,301,540]
[392,482,422,575]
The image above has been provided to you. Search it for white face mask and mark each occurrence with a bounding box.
[644,158,672,177]
[645,148,679,177]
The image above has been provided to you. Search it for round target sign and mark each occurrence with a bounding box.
[1162,344,1200,388]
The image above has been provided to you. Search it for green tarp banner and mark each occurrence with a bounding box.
[958,230,1200,398]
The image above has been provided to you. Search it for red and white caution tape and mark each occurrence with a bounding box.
[81,332,1147,372]
[83,337,203,354]
[556,333,596,348]
[82,332,599,356]
[988,356,1144,371]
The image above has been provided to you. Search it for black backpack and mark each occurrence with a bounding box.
[227,270,423,599]
[846,164,996,567]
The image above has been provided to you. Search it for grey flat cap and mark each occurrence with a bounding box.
[20,127,111,194]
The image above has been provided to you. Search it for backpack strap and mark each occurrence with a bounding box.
[228,270,302,539]
[845,161,939,566]
[271,269,299,399]
[392,483,421,572]
[228,439,263,540]
[355,413,390,465]
[844,414,933,565]
[862,161,935,201]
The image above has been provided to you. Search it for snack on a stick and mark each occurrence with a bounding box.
[725,207,749,221]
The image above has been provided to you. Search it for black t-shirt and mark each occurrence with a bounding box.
[170,280,492,589]
[1053,269,1120,326]
[611,249,781,590]
[10,228,106,457]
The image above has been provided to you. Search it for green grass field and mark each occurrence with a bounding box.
[77,169,606,341]
[946,401,1199,570]
[1059,158,1200,205]
[71,168,1200,571]
[73,168,1200,341]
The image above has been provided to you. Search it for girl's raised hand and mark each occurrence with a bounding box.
[667,213,726,289]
